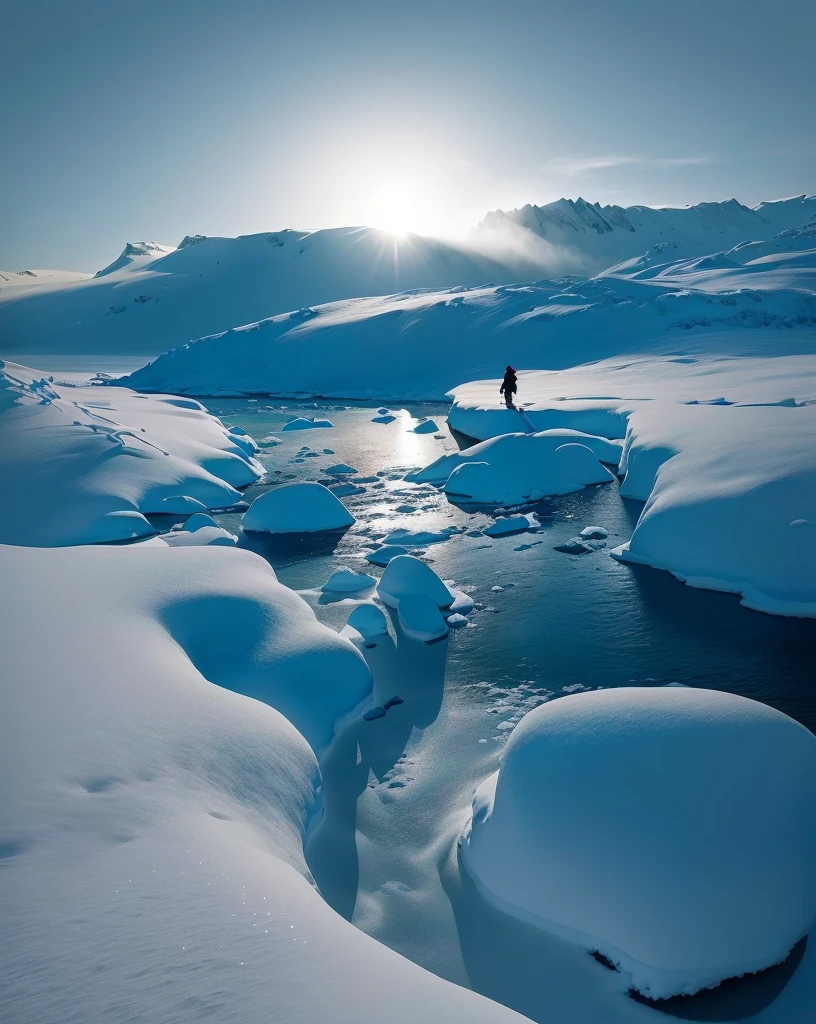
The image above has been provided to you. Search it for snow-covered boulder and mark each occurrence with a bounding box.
[321,569,376,594]
[282,416,334,431]
[346,602,389,638]
[243,482,354,533]
[377,554,454,609]
[0,362,262,546]
[409,432,613,506]
[1,543,527,1024]
[397,594,449,643]
[96,509,157,541]
[183,512,220,532]
[461,686,816,999]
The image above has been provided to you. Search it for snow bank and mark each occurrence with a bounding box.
[461,686,816,999]
[612,403,816,616]
[243,482,355,533]
[0,361,262,546]
[409,431,613,506]
[2,544,525,1024]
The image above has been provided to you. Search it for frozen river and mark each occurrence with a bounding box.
[144,398,816,1024]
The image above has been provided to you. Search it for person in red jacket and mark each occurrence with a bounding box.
[500,366,517,408]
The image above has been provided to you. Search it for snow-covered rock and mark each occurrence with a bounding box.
[282,416,334,431]
[461,686,816,999]
[579,526,608,539]
[397,594,450,643]
[345,602,389,639]
[321,569,377,594]
[183,512,220,532]
[377,554,454,609]
[0,362,262,546]
[243,482,354,533]
[1,543,528,1024]
[411,432,613,506]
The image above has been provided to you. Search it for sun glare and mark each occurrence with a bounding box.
[369,179,431,236]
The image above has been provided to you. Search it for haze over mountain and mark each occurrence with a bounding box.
[1,195,814,360]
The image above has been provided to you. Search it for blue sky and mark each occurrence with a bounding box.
[2,0,814,271]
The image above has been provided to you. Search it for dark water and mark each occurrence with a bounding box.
[200,398,815,733]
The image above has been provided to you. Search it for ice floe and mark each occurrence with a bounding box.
[243,482,355,533]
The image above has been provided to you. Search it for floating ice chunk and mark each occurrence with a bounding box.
[365,544,412,566]
[161,525,237,546]
[258,435,281,447]
[446,613,468,628]
[183,512,220,532]
[553,537,594,554]
[579,526,608,540]
[96,510,157,541]
[397,594,450,643]
[159,495,210,514]
[281,417,334,431]
[483,516,531,537]
[330,482,366,498]
[372,414,396,424]
[462,686,816,999]
[411,419,439,434]
[378,554,454,609]
[326,464,358,475]
[378,408,390,415]
[447,589,475,615]
[322,570,376,594]
[347,602,388,638]
[243,482,354,533]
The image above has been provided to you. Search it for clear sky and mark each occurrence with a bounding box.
[2,0,814,271]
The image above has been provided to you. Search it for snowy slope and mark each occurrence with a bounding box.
[0,361,263,545]
[0,227,508,358]
[472,195,816,276]
[1,543,526,1024]
[124,247,816,400]
[0,268,92,295]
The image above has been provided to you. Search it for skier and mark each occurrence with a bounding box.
[500,365,517,408]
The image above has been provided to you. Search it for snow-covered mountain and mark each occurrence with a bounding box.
[0,227,508,358]
[471,195,816,276]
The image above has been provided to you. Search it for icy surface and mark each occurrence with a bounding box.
[0,361,262,546]
[462,687,816,999]
[243,482,355,533]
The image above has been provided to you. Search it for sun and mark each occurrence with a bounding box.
[369,179,430,236]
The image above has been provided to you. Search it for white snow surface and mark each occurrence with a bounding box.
[243,481,355,533]
[0,361,262,546]
[461,686,816,1000]
[120,243,816,400]
[410,431,614,505]
[1,543,527,1024]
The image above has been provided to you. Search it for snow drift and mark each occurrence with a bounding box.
[0,361,262,546]
[242,482,355,533]
[1,543,528,1024]
[461,686,816,999]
